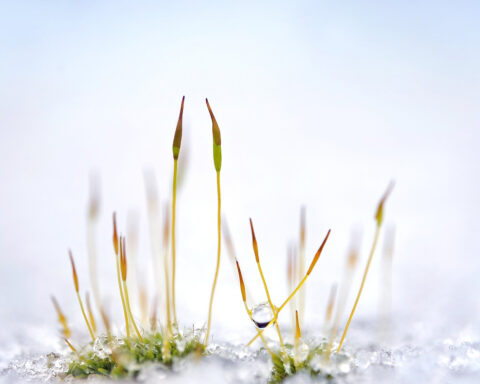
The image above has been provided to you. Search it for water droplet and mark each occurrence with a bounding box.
[251,302,275,329]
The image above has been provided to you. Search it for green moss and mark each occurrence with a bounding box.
[269,342,335,383]
[66,328,205,379]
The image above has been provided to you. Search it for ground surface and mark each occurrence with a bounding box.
[1,316,479,384]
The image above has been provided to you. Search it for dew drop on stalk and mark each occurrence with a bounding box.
[251,302,275,329]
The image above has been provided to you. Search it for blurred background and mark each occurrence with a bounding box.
[0,0,479,354]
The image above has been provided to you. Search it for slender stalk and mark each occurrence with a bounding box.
[171,159,178,324]
[51,296,71,338]
[249,218,286,356]
[247,270,308,347]
[171,96,184,325]
[204,98,222,345]
[326,236,360,357]
[123,283,142,340]
[162,205,172,361]
[336,182,394,353]
[121,237,143,341]
[77,292,95,341]
[235,260,274,357]
[85,292,97,334]
[113,213,130,338]
[69,250,95,341]
[116,252,130,337]
[204,170,221,344]
[336,226,381,352]
[64,338,78,354]
[294,310,301,367]
[247,230,331,347]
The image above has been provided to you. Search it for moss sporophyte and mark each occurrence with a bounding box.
[51,98,394,382]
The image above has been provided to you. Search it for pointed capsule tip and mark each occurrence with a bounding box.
[295,310,301,339]
[205,98,213,116]
[306,229,331,275]
[249,218,255,237]
[375,181,395,225]
[173,97,185,158]
[69,250,79,292]
[51,295,60,312]
[120,236,127,281]
[235,259,246,302]
[205,98,218,124]
[112,212,119,255]
[249,218,259,262]
[206,98,222,169]
[179,95,185,116]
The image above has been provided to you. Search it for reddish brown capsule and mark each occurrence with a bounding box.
[69,250,79,292]
[113,212,119,255]
[249,218,260,263]
[206,98,222,172]
[120,237,127,281]
[307,229,331,275]
[235,260,247,302]
[206,98,221,146]
[172,96,185,159]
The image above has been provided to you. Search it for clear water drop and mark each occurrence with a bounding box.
[251,302,275,329]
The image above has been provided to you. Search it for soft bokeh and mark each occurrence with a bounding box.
[1,0,479,349]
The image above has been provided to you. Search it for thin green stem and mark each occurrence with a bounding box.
[164,235,173,335]
[123,280,143,341]
[171,158,178,324]
[76,292,95,341]
[115,250,130,338]
[204,171,221,345]
[336,224,381,352]
[256,262,287,356]
[247,270,310,346]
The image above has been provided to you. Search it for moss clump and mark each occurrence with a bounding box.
[269,343,336,383]
[67,328,205,379]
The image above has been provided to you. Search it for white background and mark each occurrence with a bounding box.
[0,1,479,345]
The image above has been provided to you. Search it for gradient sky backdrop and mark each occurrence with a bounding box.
[1,1,479,339]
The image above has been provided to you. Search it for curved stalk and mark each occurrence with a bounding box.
[247,229,330,347]
[249,219,286,356]
[77,292,95,341]
[69,251,95,341]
